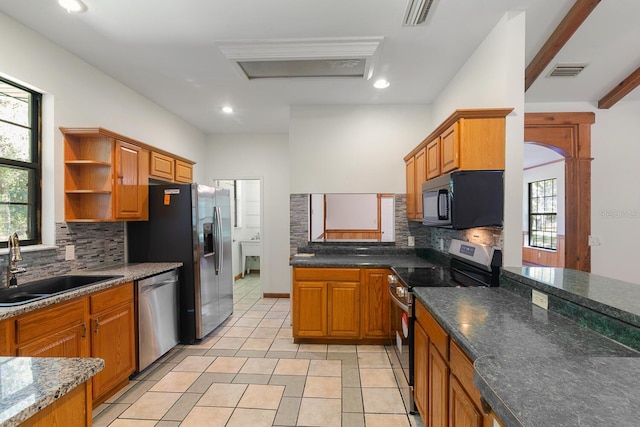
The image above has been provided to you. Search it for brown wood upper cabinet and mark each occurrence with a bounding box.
[62,127,195,221]
[404,109,512,221]
[149,151,194,183]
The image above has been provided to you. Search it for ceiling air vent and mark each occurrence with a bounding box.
[547,63,588,78]
[403,0,435,26]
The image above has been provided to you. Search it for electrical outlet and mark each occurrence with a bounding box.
[439,238,444,251]
[65,245,75,261]
[531,289,548,310]
[408,236,415,247]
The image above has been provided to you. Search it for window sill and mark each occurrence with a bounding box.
[523,245,557,253]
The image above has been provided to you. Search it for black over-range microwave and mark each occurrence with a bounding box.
[422,170,504,229]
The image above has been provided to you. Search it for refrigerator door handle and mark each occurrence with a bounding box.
[216,206,223,275]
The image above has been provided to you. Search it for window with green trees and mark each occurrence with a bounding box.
[528,178,557,250]
[0,77,42,248]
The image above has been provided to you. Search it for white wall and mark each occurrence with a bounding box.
[0,12,207,244]
[289,105,432,194]
[526,100,640,284]
[432,11,526,267]
[205,134,290,295]
[522,160,566,235]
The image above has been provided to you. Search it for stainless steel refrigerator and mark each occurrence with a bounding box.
[127,183,233,344]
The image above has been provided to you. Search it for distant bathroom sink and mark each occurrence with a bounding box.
[240,241,261,277]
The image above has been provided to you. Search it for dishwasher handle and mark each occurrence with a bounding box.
[140,278,178,294]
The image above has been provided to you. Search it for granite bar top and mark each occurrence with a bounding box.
[290,253,441,269]
[0,262,181,320]
[0,357,104,427]
[413,287,640,427]
[503,267,640,328]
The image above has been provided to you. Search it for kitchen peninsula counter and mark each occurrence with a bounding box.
[414,277,640,427]
[0,356,104,427]
[290,245,446,269]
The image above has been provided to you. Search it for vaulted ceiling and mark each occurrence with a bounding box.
[0,0,638,134]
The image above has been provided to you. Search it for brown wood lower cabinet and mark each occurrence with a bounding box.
[21,382,92,427]
[292,267,391,343]
[414,299,503,427]
[0,282,136,409]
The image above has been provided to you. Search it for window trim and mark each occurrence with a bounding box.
[0,76,42,248]
[528,178,557,251]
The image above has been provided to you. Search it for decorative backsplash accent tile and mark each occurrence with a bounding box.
[1,222,125,287]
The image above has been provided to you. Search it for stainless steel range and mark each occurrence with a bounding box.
[388,239,502,413]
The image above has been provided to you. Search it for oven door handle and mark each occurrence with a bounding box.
[388,284,411,315]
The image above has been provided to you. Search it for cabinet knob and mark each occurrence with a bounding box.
[480,397,492,415]
[94,319,100,334]
[82,322,87,338]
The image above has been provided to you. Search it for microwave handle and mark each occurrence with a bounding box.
[437,189,449,220]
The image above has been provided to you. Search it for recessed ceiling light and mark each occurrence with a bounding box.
[58,0,88,13]
[221,106,234,114]
[373,79,390,89]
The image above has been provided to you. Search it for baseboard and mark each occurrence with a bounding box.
[264,293,290,298]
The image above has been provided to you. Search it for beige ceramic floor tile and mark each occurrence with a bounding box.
[211,337,246,350]
[149,372,201,393]
[327,344,357,353]
[181,406,233,426]
[309,359,342,377]
[239,357,278,374]
[226,408,276,427]
[240,338,273,351]
[303,376,342,398]
[269,338,299,352]
[119,392,182,420]
[297,397,342,427]
[233,317,261,327]
[362,387,407,414]
[108,420,158,427]
[173,356,216,372]
[196,383,247,407]
[205,356,247,373]
[360,368,398,387]
[358,352,392,368]
[224,326,255,337]
[237,384,285,409]
[188,335,220,349]
[357,344,387,353]
[242,310,267,319]
[299,343,327,353]
[258,318,285,328]
[276,328,294,339]
[365,413,412,427]
[273,358,309,376]
[250,327,279,339]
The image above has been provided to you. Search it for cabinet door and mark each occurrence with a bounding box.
[91,302,135,401]
[150,151,175,181]
[430,344,449,427]
[114,140,148,220]
[440,123,459,173]
[175,160,193,183]
[17,323,86,358]
[414,320,429,420]
[426,138,441,179]
[449,375,483,427]
[293,281,327,337]
[361,269,390,338]
[327,282,360,337]
[406,156,416,220]
[414,148,427,219]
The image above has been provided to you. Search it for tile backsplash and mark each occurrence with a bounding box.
[1,222,125,287]
[290,193,502,255]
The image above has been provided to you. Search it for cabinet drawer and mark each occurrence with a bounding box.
[294,267,360,282]
[90,282,133,314]
[416,301,449,359]
[450,340,483,410]
[16,298,86,345]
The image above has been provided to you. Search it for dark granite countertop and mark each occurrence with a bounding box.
[0,262,182,321]
[413,287,640,427]
[0,357,104,427]
[503,267,640,328]
[290,253,442,269]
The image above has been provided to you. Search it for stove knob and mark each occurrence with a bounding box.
[388,275,398,284]
[396,287,407,298]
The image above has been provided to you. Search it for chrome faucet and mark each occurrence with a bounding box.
[5,233,26,288]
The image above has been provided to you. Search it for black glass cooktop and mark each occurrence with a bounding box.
[392,267,460,288]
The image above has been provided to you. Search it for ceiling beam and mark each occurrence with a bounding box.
[525,0,601,91]
[598,66,640,109]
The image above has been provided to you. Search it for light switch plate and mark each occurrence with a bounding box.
[531,289,548,310]
[408,236,415,247]
[65,245,75,261]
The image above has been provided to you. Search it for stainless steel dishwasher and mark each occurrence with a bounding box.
[137,269,179,372]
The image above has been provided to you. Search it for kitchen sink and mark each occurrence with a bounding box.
[0,275,123,307]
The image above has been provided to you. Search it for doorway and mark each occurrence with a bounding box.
[524,112,594,272]
[214,179,262,281]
